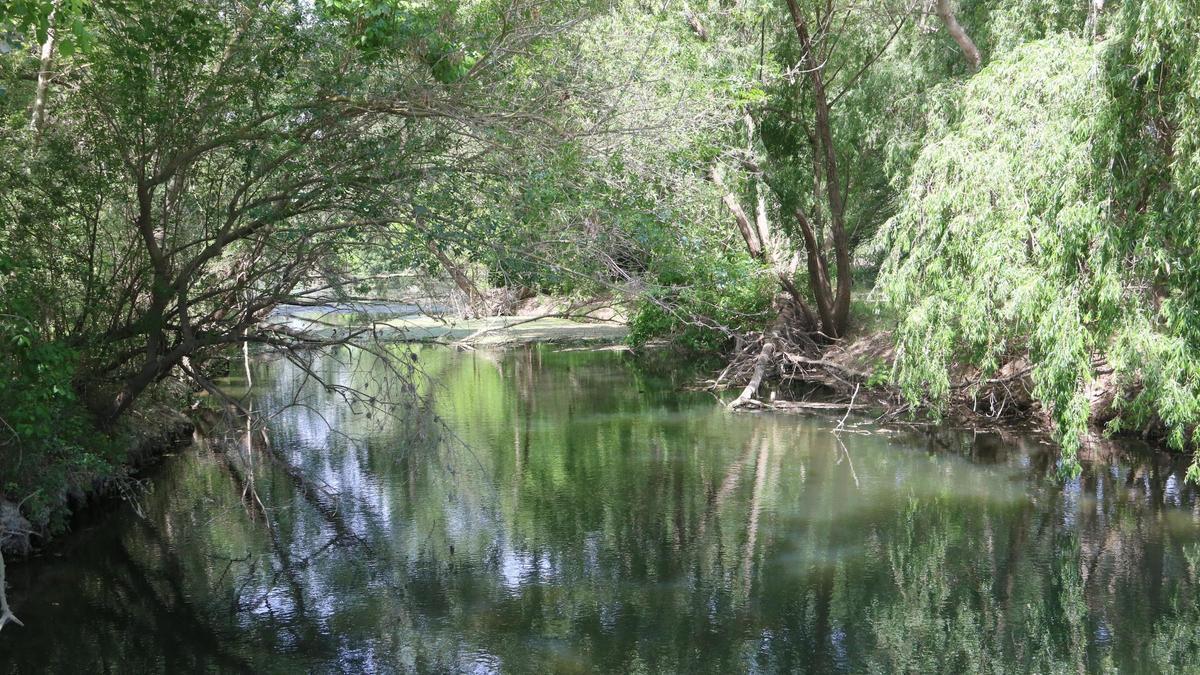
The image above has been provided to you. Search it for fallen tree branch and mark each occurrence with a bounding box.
[0,549,23,631]
[779,353,870,380]
[769,400,859,411]
[835,383,860,431]
[729,342,776,409]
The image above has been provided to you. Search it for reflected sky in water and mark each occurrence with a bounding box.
[5,346,1200,673]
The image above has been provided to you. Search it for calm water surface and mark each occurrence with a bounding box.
[4,346,1200,673]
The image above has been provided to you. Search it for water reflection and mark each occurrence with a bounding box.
[5,346,1200,672]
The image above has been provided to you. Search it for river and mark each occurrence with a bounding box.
[4,345,1200,672]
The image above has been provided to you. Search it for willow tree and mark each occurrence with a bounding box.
[878,0,1200,475]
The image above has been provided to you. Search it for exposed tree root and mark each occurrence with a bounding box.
[713,331,862,405]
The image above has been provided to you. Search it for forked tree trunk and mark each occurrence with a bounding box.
[792,208,837,333]
[712,165,818,328]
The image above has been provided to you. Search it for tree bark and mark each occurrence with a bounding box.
[711,166,763,259]
[30,3,58,133]
[753,181,771,256]
[713,165,818,326]
[424,238,486,312]
[682,1,708,41]
[935,0,982,71]
[784,0,852,337]
[793,208,837,333]
[1086,0,1105,38]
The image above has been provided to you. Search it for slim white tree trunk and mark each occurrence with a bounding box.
[729,342,775,408]
[1087,0,1105,38]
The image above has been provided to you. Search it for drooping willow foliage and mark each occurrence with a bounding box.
[879,0,1200,475]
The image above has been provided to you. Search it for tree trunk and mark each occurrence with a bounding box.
[29,3,58,133]
[753,180,772,254]
[784,0,852,338]
[935,0,982,71]
[682,1,708,41]
[713,166,817,326]
[1086,0,1105,38]
[424,238,486,313]
[792,208,837,334]
[104,182,175,424]
[711,166,763,259]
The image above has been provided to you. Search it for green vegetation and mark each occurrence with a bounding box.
[881,4,1200,475]
[879,36,1108,469]
[1,0,1200,556]
[0,255,113,530]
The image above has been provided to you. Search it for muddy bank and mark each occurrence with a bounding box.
[268,293,628,348]
[274,309,628,347]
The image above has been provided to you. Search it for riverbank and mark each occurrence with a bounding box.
[0,399,194,558]
[718,325,1137,459]
[379,314,629,346]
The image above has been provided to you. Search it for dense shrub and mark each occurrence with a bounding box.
[0,256,119,531]
[628,254,776,354]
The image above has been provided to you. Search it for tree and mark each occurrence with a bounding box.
[715,0,914,341]
[1,0,598,424]
[0,0,627,568]
[877,0,1200,476]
